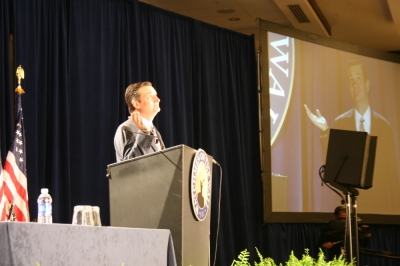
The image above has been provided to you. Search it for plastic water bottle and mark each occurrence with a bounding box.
[37,188,53,224]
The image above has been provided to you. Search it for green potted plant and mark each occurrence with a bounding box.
[231,248,355,266]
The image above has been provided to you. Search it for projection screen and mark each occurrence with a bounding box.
[260,20,400,224]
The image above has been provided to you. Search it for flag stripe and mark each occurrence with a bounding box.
[0,154,6,220]
[0,203,7,221]
[3,152,28,200]
[12,205,27,222]
[2,172,29,220]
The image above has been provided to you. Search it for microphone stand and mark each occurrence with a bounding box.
[344,188,359,266]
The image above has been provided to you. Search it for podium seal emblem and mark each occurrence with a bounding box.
[190,149,211,221]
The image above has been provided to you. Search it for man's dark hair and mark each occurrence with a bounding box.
[334,205,346,216]
[125,81,152,113]
[347,59,369,81]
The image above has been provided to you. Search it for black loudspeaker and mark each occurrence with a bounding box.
[324,129,377,192]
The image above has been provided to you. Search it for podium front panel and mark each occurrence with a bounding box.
[108,145,213,266]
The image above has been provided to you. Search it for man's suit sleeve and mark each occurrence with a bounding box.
[114,123,154,162]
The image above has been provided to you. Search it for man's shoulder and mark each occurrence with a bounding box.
[114,119,139,141]
[117,119,137,130]
[333,109,354,129]
[371,110,391,127]
[335,109,353,121]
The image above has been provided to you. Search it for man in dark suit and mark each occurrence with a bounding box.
[318,206,371,261]
[304,59,399,213]
[114,81,165,162]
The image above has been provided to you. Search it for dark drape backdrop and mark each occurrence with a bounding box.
[1,0,399,265]
[0,0,13,161]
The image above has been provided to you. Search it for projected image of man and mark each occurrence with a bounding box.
[304,59,399,214]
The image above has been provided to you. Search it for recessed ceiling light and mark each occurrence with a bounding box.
[217,9,235,14]
[228,17,240,21]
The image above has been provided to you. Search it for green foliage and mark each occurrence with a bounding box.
[254,247,280,266]
[232,248,355,266]
[231,248,280,266]
[231,249,251,266]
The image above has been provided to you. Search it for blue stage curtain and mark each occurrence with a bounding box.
[0,0,13,160]
[260,223,325,264]
[12,0,259,264]
[7,0,400,265]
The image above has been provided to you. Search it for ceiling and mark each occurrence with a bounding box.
[139,0,400,53]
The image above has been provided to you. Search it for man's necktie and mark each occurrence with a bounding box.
[359,117,365,132]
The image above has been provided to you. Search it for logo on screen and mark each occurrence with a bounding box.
[268,32,295,145]
[190,149,211,221]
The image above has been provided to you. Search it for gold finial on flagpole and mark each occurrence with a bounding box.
[15,65,25,94]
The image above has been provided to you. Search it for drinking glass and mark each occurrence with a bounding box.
[81,205,94,226]
[92,206,102,226]
[72,205,85,225]
[72,205,94,225]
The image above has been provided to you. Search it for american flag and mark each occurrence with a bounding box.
[0,152,5,219]
[0,93,29,221]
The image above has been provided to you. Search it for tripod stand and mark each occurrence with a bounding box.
[343,188,359,265]
[322,129,377,265]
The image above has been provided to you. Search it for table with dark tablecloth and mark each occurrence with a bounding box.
[0,222,176,266]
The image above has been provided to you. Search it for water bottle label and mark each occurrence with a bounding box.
[38,203,46,215]
[38,203,52,215]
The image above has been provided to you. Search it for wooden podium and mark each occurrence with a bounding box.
[107,145,213,266]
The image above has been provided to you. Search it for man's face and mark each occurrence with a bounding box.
[132,85,160,120]
[348,65,369,106]
[336,210,346,223]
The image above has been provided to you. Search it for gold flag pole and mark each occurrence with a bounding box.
[15,65,25,94]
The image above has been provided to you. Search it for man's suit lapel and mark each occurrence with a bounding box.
[155,127,166,149]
